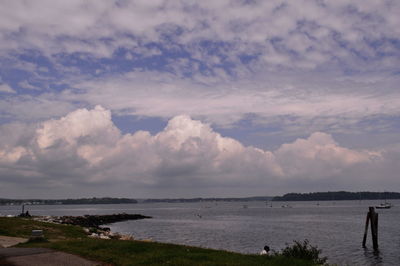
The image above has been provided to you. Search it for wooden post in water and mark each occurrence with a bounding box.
[21,204,25,215]
[370,208,379,250]
[362,207,379,251]
[362,209,370,247]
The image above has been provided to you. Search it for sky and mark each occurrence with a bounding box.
[0,0,399,199]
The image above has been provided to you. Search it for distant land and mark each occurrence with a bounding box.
[143,192,400,202]
[272,191,400,201]
[1,191,400,205]
[142,196,274,203]
[0,196,274,205]
[0,197,137,206]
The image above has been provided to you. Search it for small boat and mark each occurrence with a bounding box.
[376,192,393,209]
[375,202,392,209]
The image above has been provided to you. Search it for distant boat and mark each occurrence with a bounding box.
[376,202,392,209]
[376,192,393,209]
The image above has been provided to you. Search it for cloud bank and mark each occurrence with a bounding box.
[1,106,397,198]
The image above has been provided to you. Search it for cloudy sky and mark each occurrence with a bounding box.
[0,0,399,198]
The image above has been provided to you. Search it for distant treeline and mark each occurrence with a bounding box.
[3,192,398,205]
[143,196,274,203]
[0,197,137,205]
[272,191,400,201]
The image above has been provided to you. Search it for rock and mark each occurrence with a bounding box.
[58,213,151,228]
[119,235,134,241]
[88,233,99,238]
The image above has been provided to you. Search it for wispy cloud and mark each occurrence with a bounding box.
[62,70,400,131]
[0,83,15,93]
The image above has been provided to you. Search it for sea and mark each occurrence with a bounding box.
[1,199,399,265]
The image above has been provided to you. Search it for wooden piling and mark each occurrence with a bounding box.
[362,210,370,247]
[362,207,379,251]
[371,210,379,250]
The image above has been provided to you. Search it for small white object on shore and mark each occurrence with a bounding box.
[99,234,110,240]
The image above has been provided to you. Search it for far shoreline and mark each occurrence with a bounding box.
[2,191,400,206]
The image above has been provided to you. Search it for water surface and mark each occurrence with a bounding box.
[1,200,399,265]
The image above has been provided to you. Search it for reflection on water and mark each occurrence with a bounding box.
[363,248,383,265]
[1,200,399,265]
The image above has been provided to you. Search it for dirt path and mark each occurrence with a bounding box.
[0,236,27,248]
[0,247,102,266]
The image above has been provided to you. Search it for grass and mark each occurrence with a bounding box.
[1,217,318,266]
[0,217,86,240]
[23,238,316,266]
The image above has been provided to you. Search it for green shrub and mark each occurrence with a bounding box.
[280,239,327,265]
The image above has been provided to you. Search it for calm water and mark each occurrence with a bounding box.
[1,200,399,265]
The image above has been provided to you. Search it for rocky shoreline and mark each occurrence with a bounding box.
[34,213,152,240]
[57,213,152,228]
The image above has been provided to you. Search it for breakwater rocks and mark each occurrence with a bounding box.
[58,213,152,228]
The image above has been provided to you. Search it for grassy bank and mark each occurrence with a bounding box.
[1,217,318,266]
[0,217,86,240]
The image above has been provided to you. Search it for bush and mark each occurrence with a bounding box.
[280,239,327,265]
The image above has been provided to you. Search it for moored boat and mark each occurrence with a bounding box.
[375,202,392,209]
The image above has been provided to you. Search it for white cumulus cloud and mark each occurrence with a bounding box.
[0,106,396,197]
